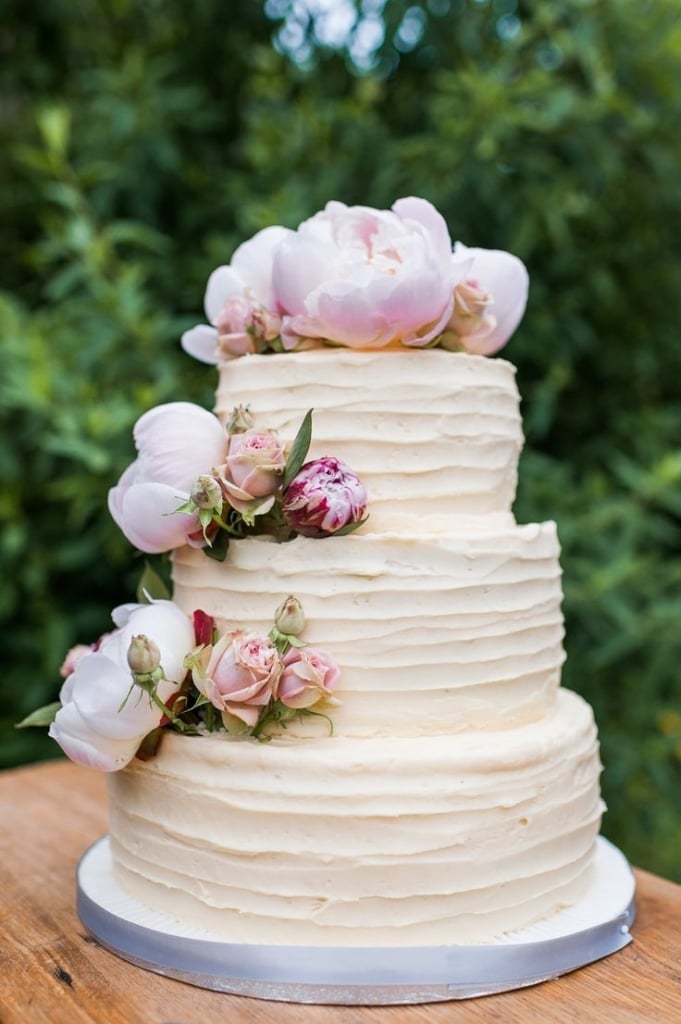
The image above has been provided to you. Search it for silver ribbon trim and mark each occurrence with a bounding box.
[77,837,635,1004]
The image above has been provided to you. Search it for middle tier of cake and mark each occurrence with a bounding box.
[172,519,565,738]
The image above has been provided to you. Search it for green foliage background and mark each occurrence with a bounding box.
[1,0,680,879]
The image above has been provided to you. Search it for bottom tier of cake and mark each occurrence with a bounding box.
[107,688,604,947]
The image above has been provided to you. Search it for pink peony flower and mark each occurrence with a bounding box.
[272,197,473,351]
[181,226,292,364]
[218,429,287,517]
[49,601,194,772]
[278,647,341,710]
[282,457,367,537]
[108,402,228,553]
[444,245,529,355]
[191,631,282,728]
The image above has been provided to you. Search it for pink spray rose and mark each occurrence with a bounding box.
[181,225,292,364]
[191,631,282,728]
[218,429,287,517]
[278,647,341,710]
[443,244,529,355]
[272,197,473,351]
[49,601,194,772]
[108,402,228,553]
[282,457,367,537]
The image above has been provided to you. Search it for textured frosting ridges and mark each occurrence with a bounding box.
[172,522,565,736]
[215,349,523,528]
[109,347,605,946]
[108,689,603,946]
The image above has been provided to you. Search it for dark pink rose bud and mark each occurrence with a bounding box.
[282,457,367,538]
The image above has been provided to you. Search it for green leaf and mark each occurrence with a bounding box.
[134,727,166,761]
[282,409,313,490]
[136,562,171,602]
[16,702,61,728]
[202,531,230,562]
[37,106,71,160]
[331,516,369,537]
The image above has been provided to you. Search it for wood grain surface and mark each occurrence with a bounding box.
[1,760,679,1024]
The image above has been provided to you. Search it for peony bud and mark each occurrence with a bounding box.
[274,595,305,637]
[127,634,161,675]
[190,474,223,511]
[282,457,367,538]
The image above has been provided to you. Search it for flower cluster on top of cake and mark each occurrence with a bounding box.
[181,197,528,362]
[18,196,529,774]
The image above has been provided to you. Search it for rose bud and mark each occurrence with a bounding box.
[250,306,281,343]
[127,634,162,675]
[449,279,496,340]
[278,647,341,710]
[445,244,529,355]
[274,595,305,637]
[227,404,255,435]
[190,474,223,511]
[282,457,367,537]
[215,296,258,359]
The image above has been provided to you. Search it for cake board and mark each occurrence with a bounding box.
[76,835,635,1005]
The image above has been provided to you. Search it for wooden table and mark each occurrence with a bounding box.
[1,761,680,1024]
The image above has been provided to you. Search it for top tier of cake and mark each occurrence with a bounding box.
[214,348,523,532]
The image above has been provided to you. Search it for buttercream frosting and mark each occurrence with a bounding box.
[214,349,523,529]
[108,348,604,946]
[108,689,603,945]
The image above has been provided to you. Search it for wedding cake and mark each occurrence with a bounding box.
[39,198,604,947]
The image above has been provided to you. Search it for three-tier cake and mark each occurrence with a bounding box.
[44,197,605,948]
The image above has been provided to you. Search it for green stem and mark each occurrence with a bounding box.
[149,689,195,733]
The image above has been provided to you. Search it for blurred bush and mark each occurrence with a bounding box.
[1,0,679,879]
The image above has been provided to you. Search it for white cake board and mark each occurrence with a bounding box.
[77,836,635,1005]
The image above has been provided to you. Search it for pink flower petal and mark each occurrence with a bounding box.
[49,702,142,772]
[204,265,248,324]
[453,245,529,354]
[231,225,293,304]
[392,196,454,268]
[108,481,198,553]
[181,324,219,364]
[223,702,261,728]
[133,402,227,491]
[271,233,336,316]
[102,601,195,685]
